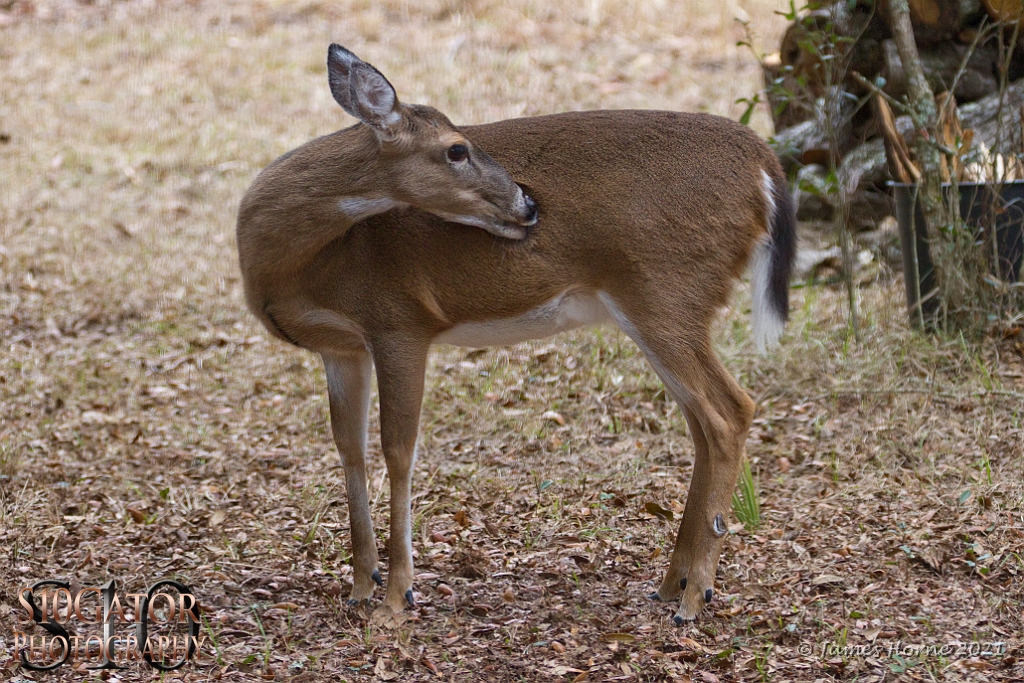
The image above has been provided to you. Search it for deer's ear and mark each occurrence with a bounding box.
[327,44,357,112]
[327,44,401,140]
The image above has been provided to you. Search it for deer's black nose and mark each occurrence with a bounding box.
[524,195,538,223]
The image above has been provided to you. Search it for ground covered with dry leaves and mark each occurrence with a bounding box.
[1,1,1022,682]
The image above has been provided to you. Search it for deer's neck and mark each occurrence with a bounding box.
[237,126,399,310]
[337,196,406,223]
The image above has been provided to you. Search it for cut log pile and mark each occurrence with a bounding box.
[766,0,1024,226]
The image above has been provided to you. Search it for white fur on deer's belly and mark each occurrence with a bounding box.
[435,291,612,347]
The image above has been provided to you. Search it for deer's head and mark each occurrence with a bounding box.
[327,44,537,239]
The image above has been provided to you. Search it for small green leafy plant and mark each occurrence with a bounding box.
[732,458,761,531]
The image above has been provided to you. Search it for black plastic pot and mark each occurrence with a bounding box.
[889,180,1024,328]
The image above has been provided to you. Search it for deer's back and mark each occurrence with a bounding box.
[305,110,779,335]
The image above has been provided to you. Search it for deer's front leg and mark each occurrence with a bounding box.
[323,351,380,605]
[371,339,428,616]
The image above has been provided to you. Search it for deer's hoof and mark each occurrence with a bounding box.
[673,583,713,622]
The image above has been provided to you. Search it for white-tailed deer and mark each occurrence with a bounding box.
[237,45,795,623]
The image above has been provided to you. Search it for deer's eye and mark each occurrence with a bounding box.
[446,144,469,163]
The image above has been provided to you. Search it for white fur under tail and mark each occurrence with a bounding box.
[751,236,784,354]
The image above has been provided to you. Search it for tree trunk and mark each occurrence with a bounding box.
[889,0,949,327]
[890,3,943,201]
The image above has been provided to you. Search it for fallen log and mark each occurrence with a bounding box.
[881,38,1004,103]
[965,73,1024,151]
[981,0,1024,22]
[769,5,885,132]
[776,77,1024,222]
[897,0,984,45]
[766,0,1007,133]
[846,77,1024,188]
[773,76,1024,177]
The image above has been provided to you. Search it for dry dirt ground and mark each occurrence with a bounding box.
[1,1,1023,682]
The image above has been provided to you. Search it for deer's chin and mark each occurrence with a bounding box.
[435,213,531,240]
[484,222,530,240]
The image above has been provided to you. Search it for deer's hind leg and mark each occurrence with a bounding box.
[599,293,755,622]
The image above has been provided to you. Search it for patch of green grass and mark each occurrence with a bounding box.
[732,457,761,531]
